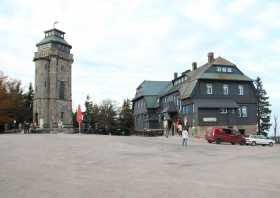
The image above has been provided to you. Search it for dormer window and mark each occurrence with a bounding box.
[216,66,233,73]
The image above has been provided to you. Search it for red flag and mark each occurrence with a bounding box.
[76,105,82,125]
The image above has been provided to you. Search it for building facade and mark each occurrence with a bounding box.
[132,81,169,131]
[132,52,257,136]
[33,28,73,131]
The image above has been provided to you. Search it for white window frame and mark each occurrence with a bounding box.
[238,106,248,118]
[241,106,248,117]
[223,84,229,95]
[222,67,227,72]
[227,67,233,72]
[216,67,221,72]
[238,85,244,96]
[220,108,228,114]
[238,107,242,117]
[206,83,213,95]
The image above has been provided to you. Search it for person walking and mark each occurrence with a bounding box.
[178,123,183,136]
[182,127,189,147]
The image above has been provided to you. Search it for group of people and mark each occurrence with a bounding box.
[177,123,189,147]
[23,121,31,134]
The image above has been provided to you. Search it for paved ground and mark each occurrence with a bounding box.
[0,134,279,198]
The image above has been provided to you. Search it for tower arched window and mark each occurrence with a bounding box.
[59,81,65,99]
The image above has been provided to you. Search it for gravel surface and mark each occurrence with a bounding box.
[0,134,279,198]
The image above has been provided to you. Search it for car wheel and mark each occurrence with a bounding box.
[251,141,256,146]
[208,140,212,143]
[269,142,274,147]
[215,139,221,144]
[231,142,235,145]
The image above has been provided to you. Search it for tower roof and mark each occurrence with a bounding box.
[36,28,72,48]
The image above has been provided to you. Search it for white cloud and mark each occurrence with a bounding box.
[0,0,279,122]
[256,2,280,29]
[237,27,265,41]
[178,0,228,30]
[227,0,256,13]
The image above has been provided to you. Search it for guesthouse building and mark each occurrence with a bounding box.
[132,52,257,136]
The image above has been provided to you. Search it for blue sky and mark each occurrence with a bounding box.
[0,0,280,132]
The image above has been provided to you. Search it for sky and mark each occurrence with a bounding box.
[0,0,280,130]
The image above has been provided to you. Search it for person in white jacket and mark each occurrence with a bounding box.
[182,127,189,147]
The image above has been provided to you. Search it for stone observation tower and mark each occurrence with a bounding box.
[33,28,73,132]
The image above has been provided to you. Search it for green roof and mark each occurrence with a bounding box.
[199,73,252,81]
[144,96,159,108]
[162,56,253,99]
[133,81,170,108]
[133,80,170,100]
[37,35,71,48]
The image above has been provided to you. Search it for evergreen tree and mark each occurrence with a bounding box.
[91,103,99,130]
[83,95,93,131]
[23,83,34,122]
[72,111,79,128]
[254,77,271,135]
[119,99,134,135]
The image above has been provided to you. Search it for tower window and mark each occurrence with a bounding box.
[61,65,64,71]
[61,112,64,120]
[59,81,65,99]
[44,80,47,88]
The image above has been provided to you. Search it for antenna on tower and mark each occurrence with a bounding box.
[53,21,58,29]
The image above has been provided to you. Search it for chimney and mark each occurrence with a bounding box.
[174,72,178,79]
[192,62,197,71]
[208,52,214,63]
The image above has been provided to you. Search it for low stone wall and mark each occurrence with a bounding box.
[134,129,164,136]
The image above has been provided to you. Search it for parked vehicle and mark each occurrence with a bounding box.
[245,135,275,146]
[205,127,245,145]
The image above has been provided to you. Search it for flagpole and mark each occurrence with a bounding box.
[79,122,81,135]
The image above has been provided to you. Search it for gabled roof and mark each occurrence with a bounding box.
[161,55,253,99]
[212,56,235,66]
[133,80,170,109]
[133,80,170,100]
[144,96,159,108]
[199,73,252,81]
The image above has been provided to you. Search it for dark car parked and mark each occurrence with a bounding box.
[205,127,246,145]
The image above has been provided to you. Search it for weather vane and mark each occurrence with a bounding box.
[53,21,58,29]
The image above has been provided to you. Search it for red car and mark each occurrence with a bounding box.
[205,127,245,145]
